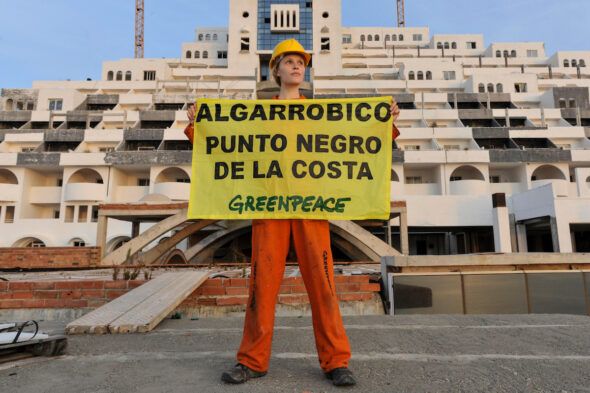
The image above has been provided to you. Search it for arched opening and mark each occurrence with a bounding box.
[510,50,517,58]
[572,59,578,67]
[398,34,404,41]
[478,83,485,93]
[213,33,218,40]
[116,71,123,81]
[531,165,566,181]
[392,35,397,41]
[155,167,190,183]
[408,71,415,80]
[198,34,203,41]
[13,237,46,248]
[444,42,450,49]
[107,71,114,81]
[450,166,485,181]
[195,51,200,59]
[106,236,131,253]
[205,34,211,40]
[487,83,495,93]
[186,50,192,59]
[125,71,132,81]
[203,51,208,59]
[360,34,365,42]
[437,42,443,49]
[374,34,380,41]
[68,168,104,184]
[385,35,390,41]
[496,83,503,93]
[391,170,399,182]
[580,59,586,67]
[69,238,86,247]
[503,50,509,58]
[451,42,457,49]
[417,71,424,80]
[367,35,373,41]
[564,59,570,67]
[496,50,501,58]
[425,71,432,80]
[0,169,18,185]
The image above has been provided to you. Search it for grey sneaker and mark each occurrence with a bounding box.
[221,363,267,384]
[325,367,357,387]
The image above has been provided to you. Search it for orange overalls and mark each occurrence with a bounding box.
[185,97,400,373]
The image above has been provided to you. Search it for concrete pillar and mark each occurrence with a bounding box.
[550,216,573,253]
[0,206,5,224]
[491,194,512,253]
[385,220,392,246]
[96,215,108,258]
[509,213,518,252]
[73,205,80,223]
[400,210,409,255]
[516,223,528,252]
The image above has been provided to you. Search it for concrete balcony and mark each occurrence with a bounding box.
[0,184,19,201]
[445,149,490,163]
[449,180,490,195]
[490,183,526,196]
[64,183,107,202]
[114,186,150,203]
[531,179,569,197]
[404,150,446,164]
[29,186,62,204]
[402,183,441,196]
[153,182,190,201]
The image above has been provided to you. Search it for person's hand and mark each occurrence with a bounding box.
[390,99,400,121]
[187,103,196,124]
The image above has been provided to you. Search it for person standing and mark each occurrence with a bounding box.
[185,38,400,387]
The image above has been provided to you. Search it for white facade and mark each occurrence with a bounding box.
[1,0,589,254]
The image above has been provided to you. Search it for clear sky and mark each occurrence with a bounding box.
[0,0,588,88]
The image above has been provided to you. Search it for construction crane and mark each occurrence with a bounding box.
[135,0,144,58]
[397,0,405,27]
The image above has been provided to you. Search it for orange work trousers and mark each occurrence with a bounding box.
[236,219,351,373]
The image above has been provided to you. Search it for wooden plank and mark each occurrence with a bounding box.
[65,273,179,334]
[108,271,209,334]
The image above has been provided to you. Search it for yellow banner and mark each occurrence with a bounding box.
[188,96,392,220]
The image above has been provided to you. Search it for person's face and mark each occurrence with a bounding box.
[276,54,306,86]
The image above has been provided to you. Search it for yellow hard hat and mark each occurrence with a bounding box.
[269,38,311,70]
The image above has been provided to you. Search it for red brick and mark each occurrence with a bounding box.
[278,294,309,304]
[228,278,249,287]
[11,291,34,299]
[55,281,83,290]
[63,299,88,308]
[42,299,62,308]
[201,287,226,296]
[225,287,249,296]
[8,282,33,290]
[59,290,83,300]
[0,300,23,308]
[337,293,372,302]
[81,290,105,298]
[335,283,361,293]
[0,293,12,299]
[348,275,370,283]
[202,279,223,287]
[216,296,248,306]
[288,285,308,294]
[21,299,46,308]
[104,281,127,289]
[78,281,105,289]
[359,283,381,292]
[32,282,56,290]
[196,298,217,306]
[0,282,8,291]
[281,277,302,285]
[34,290,59,299]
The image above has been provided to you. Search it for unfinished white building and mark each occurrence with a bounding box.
[0,0,589,257]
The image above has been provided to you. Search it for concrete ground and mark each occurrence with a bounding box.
[1,314,590,393]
